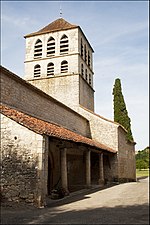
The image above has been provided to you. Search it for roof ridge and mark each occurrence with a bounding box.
[25,18,78,38]
[38,18,76,32]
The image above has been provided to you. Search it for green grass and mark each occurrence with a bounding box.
[136,169,149,177]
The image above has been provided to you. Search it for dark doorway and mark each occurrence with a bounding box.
[47,153,53,195]
[91,152,99,184]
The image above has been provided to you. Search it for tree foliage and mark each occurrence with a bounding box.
[136,147,149,170]
[112,78,134,142]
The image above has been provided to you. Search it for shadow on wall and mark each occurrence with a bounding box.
[0,149,39,205]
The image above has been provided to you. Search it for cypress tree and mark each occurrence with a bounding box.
[112,78,134,142]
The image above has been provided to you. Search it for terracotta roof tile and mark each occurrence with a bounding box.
[0,104,116,153]
[25,18,78,37]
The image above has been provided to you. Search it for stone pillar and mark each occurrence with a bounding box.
[85,149,91,188]
[60,148,69,195]
[99,153,104,187]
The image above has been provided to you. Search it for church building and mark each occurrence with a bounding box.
[0,18,136,207]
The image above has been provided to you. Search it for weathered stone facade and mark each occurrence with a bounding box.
[24,19,94,111]
[1,114,48,207]
[118,127,136,182]
[1,68,90,137]
[0,17,136,208]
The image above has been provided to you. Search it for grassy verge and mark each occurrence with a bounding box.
[136,169,149,177]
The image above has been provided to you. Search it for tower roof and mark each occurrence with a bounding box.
[25,18,78,37]
[24,17,94,52]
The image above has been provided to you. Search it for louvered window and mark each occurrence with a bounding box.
[88,51,91,67]
[84,44,87,63]
[34,39,42,58]
[85,69,88,81]
[47,63,54,76]
[89,74,92,85]
[47,37,55,56]
[81,64,84,76]
[60,35,69,55]
[34,64,41,77]
[61,61,68,73]
[81,39,84,58]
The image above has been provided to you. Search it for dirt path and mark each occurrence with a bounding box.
[1,177,149,224]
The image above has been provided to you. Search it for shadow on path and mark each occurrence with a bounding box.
[1,179,149,224]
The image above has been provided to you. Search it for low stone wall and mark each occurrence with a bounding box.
[118,127,136,181]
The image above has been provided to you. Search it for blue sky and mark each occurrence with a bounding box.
[1,1,149,150]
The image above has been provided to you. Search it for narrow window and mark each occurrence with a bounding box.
[61,60,68,73]
[34,39,42,58]
[47,63,54,76]
[85,69,88,81]
[60,35,69,55]
[84,44,87,63]
[81,39,84,58]
[89,74,92,85]
[47,37,55,56]
[81,64,84,76]
[34,64,41,77]
[88,51,91,67]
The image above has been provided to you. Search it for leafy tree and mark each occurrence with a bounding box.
[112,78,134,141]
[136,159,148,170]
[136,147,149,170]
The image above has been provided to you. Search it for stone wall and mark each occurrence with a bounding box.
[78,106,136,181]
[118,127,136,181]
[24,27,94,88]
[103,154,118,183]
[25,54,79,79]
[25,28,79,64]
[28,74,95,112]
[0,114,46,206]
[67,147,86,192]
[79,76,94,111]
[24,25,95,112]
[28,74,80,110]
[78,106,119,151]
[1,67,90,137]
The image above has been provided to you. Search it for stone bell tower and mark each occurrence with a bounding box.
[24,18,95,111]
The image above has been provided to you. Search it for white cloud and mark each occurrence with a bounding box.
[96,22,147,46]
[1,1,148,150]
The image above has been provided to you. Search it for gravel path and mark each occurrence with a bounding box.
[1,177,149,224]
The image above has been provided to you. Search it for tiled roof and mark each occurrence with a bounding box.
[25,18,78,37]
[0,104,116,153]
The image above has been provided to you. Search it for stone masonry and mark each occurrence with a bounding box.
[0,17,136,207]
[1,114,46,206]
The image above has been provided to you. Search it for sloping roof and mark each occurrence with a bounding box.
[24,18,94,52]
[0,104,116,153]
[25,18,78,37]
[79,105,136,145]
[80,105,125,130]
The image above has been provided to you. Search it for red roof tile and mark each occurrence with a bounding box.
[25,18,78,37]
[0,104,116,153]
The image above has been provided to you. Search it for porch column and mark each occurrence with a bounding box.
[85,149,91,188]
[60,148,69,194]
[99,152,104,187]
